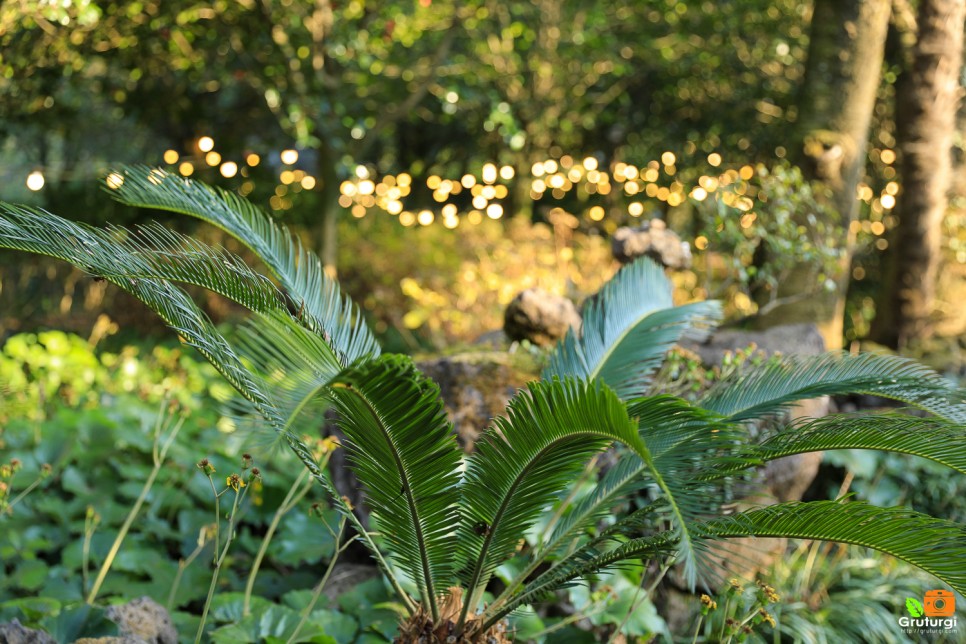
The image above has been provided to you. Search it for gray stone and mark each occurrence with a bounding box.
[611,219,692,269]
[0,620,57,644]
[503,288,581,346]
[103,597,177,644]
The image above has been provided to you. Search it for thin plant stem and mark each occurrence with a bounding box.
[5,476,45,512]
[196,481,248,644]
[86,414,184,605]
[167,525,211,611]
[691,615,705,644]
[243,467,313,616]
[81,507,98,596]
[607,562,670,644]
[208,475,221,562]
[286,517,351,644]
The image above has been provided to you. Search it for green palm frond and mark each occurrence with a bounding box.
[456,378,641,621]
[106,165,379,365]
[543,257,722,400]
[494,501,966,627]
[696,501,966,595]
[0,204,285,315]
[699,352,965,423]
[327,355,462,621]
[744,412,966,475]
[232,311,344,436]
[0,199,412,613]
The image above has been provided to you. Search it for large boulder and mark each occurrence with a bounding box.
[0,620,56,644]
[503,288,581,346]
[611,219,692,269]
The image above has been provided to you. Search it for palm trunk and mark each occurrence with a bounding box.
[871,0,966,348]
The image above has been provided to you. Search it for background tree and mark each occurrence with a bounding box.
[872,0,966,348]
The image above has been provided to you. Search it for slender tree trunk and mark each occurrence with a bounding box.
[314,138,341,277]
[871,0,965,348]
[757,0,892,349]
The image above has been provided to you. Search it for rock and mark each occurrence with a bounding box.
[503,288,581,346]
[0,620,57,644]
[611,219,692,269]
[98,597,177,644]
[682,322,826,367]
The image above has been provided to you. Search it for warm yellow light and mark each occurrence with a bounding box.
[26,171,45,191]
[399,211,416,226]
[351,204,366,218]
[417,210,435,226]
[870,221,886,235]
[358,180,375,195]
[486,203,504,219]
[442,204,458,217]
[472,195,488,210]
[443,216,459,229]
[179,162,194,176]
[880,194,896,209]
[885,181,899,196]
[588,206,605,221]
[397,172,412,187]
[690,187,708,201]
[542,160,558,174]
[246,153,260,166]
[739,165,755,180]
[481,185,497,200]
[707,152,722,167]
[661,151,676,166]
[280,149,299,165]
[461,174,477,188]
[105,172,125,190]
[301,176,317,190]
[499,165,515,180]
[695,235,709,250]
[628,202,644,217]
[482,163,498,184]
[583,156,598,172]
[340,181,357,197]
[494,185,508,199]
[163,149,179,164]
[531,162,545,178]
[880,149,896,164]
[427,175,441,190]
[220,161,238,178]
[387,200,403,215]
[198,136,214,152]
[205,151,222,166]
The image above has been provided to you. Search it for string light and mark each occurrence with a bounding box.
[26,171,45,191]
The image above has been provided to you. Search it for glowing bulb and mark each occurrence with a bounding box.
[205,151,222,166]
[417,210,435,226]
[198,136,214,152]
[301,176,317,190]
[220,161,238,178]
[246,153,260,166]
[486,203,504,219]
[163,149,179,164]
[280,149,299,165]
[179,162,194,176]
[26,171,45,191]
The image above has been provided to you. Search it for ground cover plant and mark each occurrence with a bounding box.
[0,167,964,642]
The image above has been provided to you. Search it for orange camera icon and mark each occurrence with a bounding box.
[924,590,956,617]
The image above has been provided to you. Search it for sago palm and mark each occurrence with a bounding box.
[1,166,963,641]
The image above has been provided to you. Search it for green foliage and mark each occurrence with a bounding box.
[1,169,965,641]
[695,163,844,316]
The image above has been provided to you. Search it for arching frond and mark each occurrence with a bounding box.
[456,379,641,621]
[328,355,462,620]
[746,412,966,475]
[543,257,722,400]
[106,165,379,365]
[491,501,966,626]
[0,204,285,315]
[699,352,966,423]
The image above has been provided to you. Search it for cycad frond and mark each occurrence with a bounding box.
[456,378,640,618]
[696,501,966,595]
[494,501,966,626]
[106,165,379,365]
[745,412,966,475]
[328,355,462,620]
[543,257,721,400]
[233,311,344,435]
[0,204,285,315]
[699,352,965,423]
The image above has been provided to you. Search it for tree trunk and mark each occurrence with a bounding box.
[314,137,341,277]
[757,0,892,349]
[871,0,965,348]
